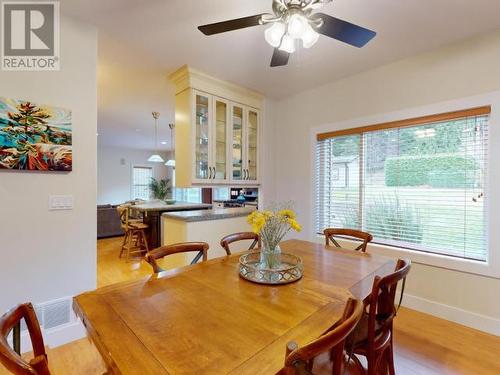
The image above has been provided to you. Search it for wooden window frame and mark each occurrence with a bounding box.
[317,106,491,141]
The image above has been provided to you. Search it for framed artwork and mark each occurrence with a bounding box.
[0,97,72,171]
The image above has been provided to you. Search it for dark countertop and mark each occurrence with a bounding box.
[133,201,212,212]
[162,207,255,222]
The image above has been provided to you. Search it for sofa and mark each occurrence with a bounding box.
[97,204,124,238]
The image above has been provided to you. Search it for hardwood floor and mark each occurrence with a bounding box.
[97,236,153,288]
[2,237,499,374]
[394,308,500,375]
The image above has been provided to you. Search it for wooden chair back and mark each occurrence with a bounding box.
[0,303,50,375]
[117,205,131,230]
[282,298,363,375]
[220,232,260,255]
[323,228,373,252]
[145,242,210,273]
[366,259,411,346]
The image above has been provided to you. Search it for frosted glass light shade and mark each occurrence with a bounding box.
[287,14,308,39]
[279,34,296,53]
[148,154,164,163]
[301,23,319,48]
[165,159,176,167]
[265,22,286,48]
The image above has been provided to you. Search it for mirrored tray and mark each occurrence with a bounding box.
[239,252,303,285]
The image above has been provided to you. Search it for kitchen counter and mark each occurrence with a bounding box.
[163,207,255,223]
[134,201,212,212]
[162,207,255,262]
[133,201,212,248]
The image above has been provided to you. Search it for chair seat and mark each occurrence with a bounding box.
[347,313,390,352]
[128,222,148,230]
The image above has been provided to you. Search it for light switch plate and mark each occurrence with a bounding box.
[49,195,74,210]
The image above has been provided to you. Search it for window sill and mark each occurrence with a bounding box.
[314,235,499,279]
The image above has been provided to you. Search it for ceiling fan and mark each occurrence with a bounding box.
[198,0,376,67]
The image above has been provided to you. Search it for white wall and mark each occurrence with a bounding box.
[0,15,97,318]
[259,98,277,207]
[273,30,500,333]
[97,145,171,205]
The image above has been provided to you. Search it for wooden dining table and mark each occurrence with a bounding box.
[73,239,396,375]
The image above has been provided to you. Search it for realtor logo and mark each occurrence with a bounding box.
[1,1,60,70]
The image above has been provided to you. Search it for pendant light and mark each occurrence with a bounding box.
[165,123,176,167]
[148,111,164,163]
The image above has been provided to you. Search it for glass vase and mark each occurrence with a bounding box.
[260,242,282,270]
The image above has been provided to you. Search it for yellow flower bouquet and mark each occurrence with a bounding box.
[247,206,302,269]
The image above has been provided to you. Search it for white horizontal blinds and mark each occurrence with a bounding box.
[363,115,488,260]
[132,167,153,200]
[316,111,489,261]
[316,134,361,234]
[174,188,202,203]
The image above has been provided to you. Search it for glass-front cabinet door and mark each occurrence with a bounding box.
[194,92,211,180]
[213,98,228,181]
[246,109,259,181]
[231,104,244,181]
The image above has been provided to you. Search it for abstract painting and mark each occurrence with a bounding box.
[0,97,72,171]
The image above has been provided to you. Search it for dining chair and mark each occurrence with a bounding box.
[117,205,149,261]
[323,228,373,253]
[145,242,210,273]
[0,303,50,375]
[281,298,364,375]
[347,259,411,375]
[220,232,261,255]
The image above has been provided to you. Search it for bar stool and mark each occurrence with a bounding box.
[117,205,149,261]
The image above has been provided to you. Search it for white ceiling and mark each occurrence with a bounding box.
[60,0,500,150]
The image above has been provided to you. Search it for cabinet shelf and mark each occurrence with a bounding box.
[173,84,259,186]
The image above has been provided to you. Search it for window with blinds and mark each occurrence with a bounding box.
[315,107,489,261]
[170,169,202,203]
[132,166,153,200]
[174,188,202,203]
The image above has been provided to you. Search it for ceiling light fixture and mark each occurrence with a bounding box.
[264,9,319,53]
[198,0,376,68]
[165,123,176,168]
[264,22,286,47]
[148,111,165,163]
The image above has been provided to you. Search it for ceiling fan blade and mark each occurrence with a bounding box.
[198,14,264,35]
[312,13,376,48]
[270,48,290,67]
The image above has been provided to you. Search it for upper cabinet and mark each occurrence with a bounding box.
[194,91,211,180]
[170,66,263,187]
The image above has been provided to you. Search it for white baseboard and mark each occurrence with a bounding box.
[402,293,500,336]
[44,320,87,348]
[17,320,87,353]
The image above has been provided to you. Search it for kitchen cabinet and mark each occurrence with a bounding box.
[231,104,260,184]
[171,66,262,187]
[192,92,230,182]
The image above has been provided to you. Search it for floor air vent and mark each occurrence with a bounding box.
[19,298,73,331]
[42,299,72,329]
